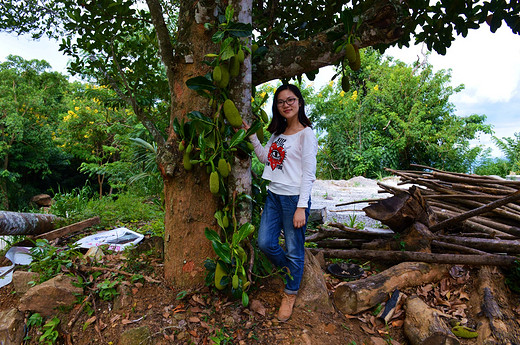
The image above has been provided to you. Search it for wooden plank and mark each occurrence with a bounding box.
[34,216,100,240]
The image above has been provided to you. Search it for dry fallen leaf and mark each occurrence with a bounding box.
[188,316,201,323]
[360,324,376,335]
[391,320,404,328]
[249,299,266,316]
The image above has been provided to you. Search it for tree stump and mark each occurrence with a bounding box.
[403,295,459,345]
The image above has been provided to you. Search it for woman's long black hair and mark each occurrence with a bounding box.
[267,84,312,135]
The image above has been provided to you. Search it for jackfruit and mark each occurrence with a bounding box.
[260,109,268,123]
[229,55,240,77]
[256,127,264,143]
[252,44,259,54]
[345,43,356,64]
[218,64,230,88]
[178,141,185,152]
[186,142,193,154]
[217,158,229,177]
[223,99,243,128]
[214,262,227,290]
[237,47,245,63]
[210,171,219,194]
[183,152,192,171]
[222,214,229,228]
[213,65,222,83]
[232,274,239,289]
[236,245,247,264]
[341,75,350,92]
[349,47,361,71]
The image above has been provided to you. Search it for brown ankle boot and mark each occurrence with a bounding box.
[277,292,297,322]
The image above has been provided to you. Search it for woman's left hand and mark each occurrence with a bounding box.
[293,208,306,228]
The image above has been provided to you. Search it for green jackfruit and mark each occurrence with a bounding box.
[178,141,185,152]
[237,47,245,63]
[256,127,264,143]
[236,246,247,264]
[229,55,240,77]
[260,109,269,123]
[214,262,227,290]
[345,44,356,64]
[232,274,239,289]
[217,158,229,177]
[213,65,222,83]
[349,47,361,71]
[210,171,219,194]
[183,152,192,171]
[186,142,193,154]
[222,214,229,228]
[252,44,258,54]
[223,99,243,128]
[218,64,230,88]
[341,75,350,92]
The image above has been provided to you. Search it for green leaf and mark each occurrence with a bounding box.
[212,241,232,264]
[214,211,225,229]
[186,76,216,92]
[227,22,253,37]
[225,5,234,23]
[205,228,221,243]
[232,223,255,246]
[212,30,225,43]
[229,129,247,148]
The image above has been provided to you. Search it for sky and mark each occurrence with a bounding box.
[1,25,519,157]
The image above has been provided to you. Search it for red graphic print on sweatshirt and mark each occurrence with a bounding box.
[267,138,287,171]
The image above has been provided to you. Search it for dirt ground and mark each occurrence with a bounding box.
[1,177,519,344]
[3,249,519,345]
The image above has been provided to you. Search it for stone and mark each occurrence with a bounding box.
[118,326,151,345]
[30,194,53,207]
[295,249,334,314]
[12,270,40,294]
[18,274,83,317]
[84,246,104,262]
[113,284,132,312]
[0,308,24,345]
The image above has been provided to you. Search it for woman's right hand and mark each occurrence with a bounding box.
[242,120,251,131]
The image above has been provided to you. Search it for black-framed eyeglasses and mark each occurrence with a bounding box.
[277,97,298,107]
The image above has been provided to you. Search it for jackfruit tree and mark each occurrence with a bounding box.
[1,0,519,288]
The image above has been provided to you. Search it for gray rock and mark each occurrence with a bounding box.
[295,249,334,314]
[118,326,152,345]
[18,274,83,317]
[0,308,24,345]
[12,270,40,294]
[113,283,132,312]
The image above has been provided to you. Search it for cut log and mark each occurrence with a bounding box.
[309,248,518,267]
[313,239,366,249]
[333,262,449,314]
[431,240,489,255]
[403,295,459,345]
[363,186,437,232]
[34,217,101,241]
[436,235,520,254]
[475,266,520,345]
[0,211,60,235]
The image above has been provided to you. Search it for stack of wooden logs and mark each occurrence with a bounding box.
[308,164,520,267]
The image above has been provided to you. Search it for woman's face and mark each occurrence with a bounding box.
[276,89,299,122]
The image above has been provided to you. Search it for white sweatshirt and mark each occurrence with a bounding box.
[250,127,318,208]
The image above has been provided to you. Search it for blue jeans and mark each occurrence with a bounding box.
[257,190,310,294]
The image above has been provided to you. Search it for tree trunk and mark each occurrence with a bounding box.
[0,211,60,235]
[150,0,222,288]
[333,262,449,315]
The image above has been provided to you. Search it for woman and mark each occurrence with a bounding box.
[246,84,318,322]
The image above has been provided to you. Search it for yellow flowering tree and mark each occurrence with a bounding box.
[57,84,138,197]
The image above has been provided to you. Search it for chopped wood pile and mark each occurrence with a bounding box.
[307,164,520,267]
